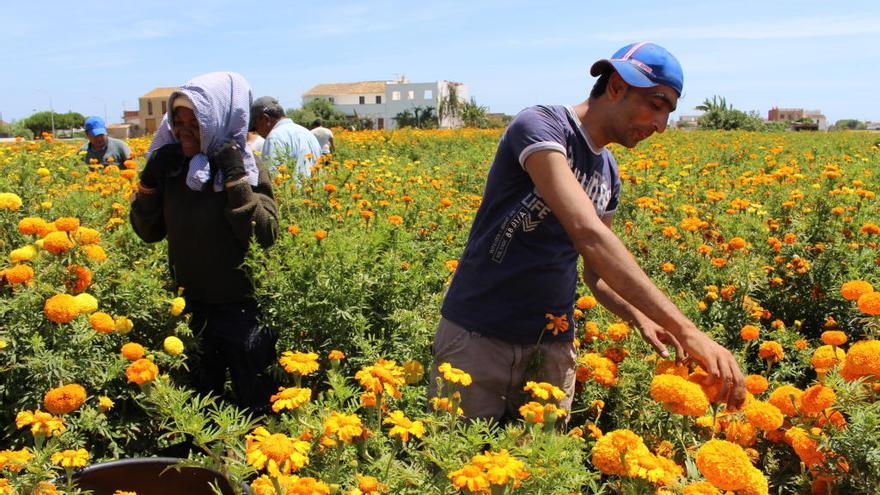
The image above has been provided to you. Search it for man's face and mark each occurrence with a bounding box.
[609,77,678,148]
[87,132,108,150]
[172,107,201,157]
[252,113,272,138]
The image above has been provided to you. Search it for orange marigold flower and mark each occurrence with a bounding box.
[575,295,597,310]
[820,330,847,346]
[728,237,747,250]
[840,340,880,381]
[744,375,769,395]
[768,385,803,417]
[328,350,345,360]
[650,374,709,417]
[125,358,159,384]
[387,214,403,225]
[794,338,809,351]
[43,231,73,254]
[840,280,874,301]
[661,262,675,272]
[742,400,784,431]
[711,257,727,268]
[740,325,760,341]
[758,340,784,363]
[65,264,93,294]
[287,224,300,235]
[590,429,652,476]
[544,313,569,336]
[54,217,80,232]
[695,439,758,491]
[18,217,48,236]
[811,345,845,371]
[801,384,836,415]
[857,292,880,315]
[15,409,66,437]
[121,342,146,361]
[314,229,328,241]
[861,222,880,235]
[606,322,629,342]
[44,294,80,324]
[43,384,87,415]
[682,481,723,495]
[724,420,757,447]
[577,353,618,387]
[4,264,34,285]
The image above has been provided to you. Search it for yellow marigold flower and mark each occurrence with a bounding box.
[383,410,424,442]
[4,264,34,285]
[43,231,73,255]
[650,374,709,416]
[114,491,137,495]
[523,381,565,402]
[575,295,597,310]
[98,396,114,412]
[15,409,65,437]
[9,245,36,263]
[74,227,101,245]
[163,336,184,356]
[757,340,784,363]
[740,324,760,341]
[121,342,146,361]
[279,351,320,376]
[82,244,108,261]
[811,345,845,371]
[448,464,489,493]
[768,385,803,417]
[322,411,364,443]
[820,330,847,346]
[801,384,836,415]
[43,384,87,415]
[74,293,98,314]
[576,352,618,387]
[840,339,880,381]
[125,358,159,385]
[0,192,23,210]
[840,280,874,301]
[743,400,784,431]
[402,359,424,384]
[270,387,312,412]
[44,293,80,324]
[430,396,463,415]
[470,449,530,488]
[169,297,186,316]
[0,447,34,471]
[245,427,311,476]
[857,292,880,315]
[694,439,755,491]
[50,448,89,468]
[745,374,769,395]
[33,481,62,495]
[590,429,652,476]
[606,322,630,342]
[114,316,134,334]
[438,362,472,386]
[654,359,689,378]
[89,312,115,333]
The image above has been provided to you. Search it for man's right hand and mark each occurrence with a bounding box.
[676,327,746,410]
[140,143,185,188]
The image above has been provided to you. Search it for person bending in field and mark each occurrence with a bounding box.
[430,42,746,422]
[130,72,280,412]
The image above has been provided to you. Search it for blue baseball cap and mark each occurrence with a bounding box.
[590,42,683,97]
[84,116,107,136]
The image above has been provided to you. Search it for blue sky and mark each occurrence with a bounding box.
[3,0,879,125]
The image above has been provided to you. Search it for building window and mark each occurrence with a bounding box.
[359,96,365,105]
[147,101,153,115]
[392,91,401,101]
[424,90,433,100]
[375,95,382,104]
[407,90,414,100]
[161,101,167,115]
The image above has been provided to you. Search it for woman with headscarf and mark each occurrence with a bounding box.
[130,72,280,411]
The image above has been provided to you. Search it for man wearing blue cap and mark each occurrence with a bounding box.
[431,42,745,421]
[80,116,132,166]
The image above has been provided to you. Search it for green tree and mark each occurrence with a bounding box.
[393,106,438,129]
[695,96,769,131]
[22,111,85,136]
[0,120,34,139]
[833,119,867,130]
[287,98,349,128]
[460,98,489,128]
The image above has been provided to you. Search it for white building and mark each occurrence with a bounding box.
[302,77,468,129]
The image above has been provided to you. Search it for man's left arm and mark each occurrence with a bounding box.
[582,214,685,359]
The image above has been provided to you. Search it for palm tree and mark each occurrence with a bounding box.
[695,95,729,113]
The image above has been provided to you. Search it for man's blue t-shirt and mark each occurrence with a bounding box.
[441,105,621,345]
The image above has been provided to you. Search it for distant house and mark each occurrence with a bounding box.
[768,107,827,131]
[302,77,468,129]
[671,114,700,129]
[139,87,176,135]
[866,121,880,131]
[121,110,142,137]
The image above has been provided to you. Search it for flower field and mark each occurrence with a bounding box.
[1,128,879,494]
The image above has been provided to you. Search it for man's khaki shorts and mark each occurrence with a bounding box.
[428,317,577,421]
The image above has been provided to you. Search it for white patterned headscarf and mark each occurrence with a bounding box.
[146,72,258,192]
